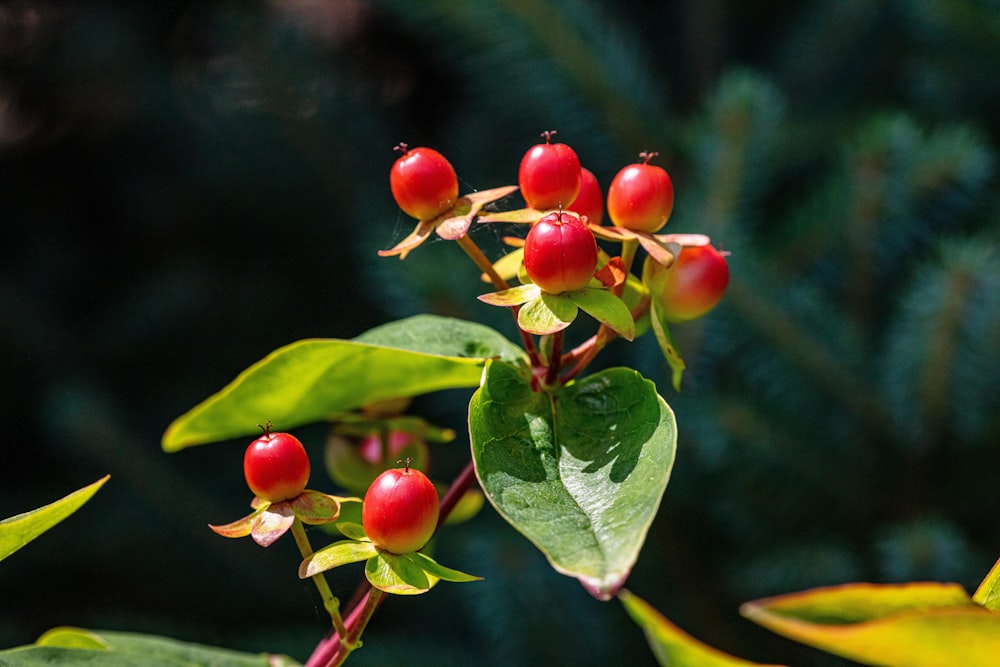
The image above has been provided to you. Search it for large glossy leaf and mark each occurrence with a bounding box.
[0,476,108,563]
[620,589,785,667]
[470,360,676,599]
[741,582,1000,666]
[163,315,525,451]
[0,627,298,666]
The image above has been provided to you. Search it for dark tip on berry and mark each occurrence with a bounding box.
[256,420,274,437]
[540,130,558,144]
[397,456,414,472]
[393,142,410,155]
[639,151,659,164]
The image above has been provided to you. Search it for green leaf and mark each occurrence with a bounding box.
[0,476,109,564]
[365,551,436,595]
[568,287,636,340]
[517,292,579,335]
[405,550,482,582]
[974,555,1000,611]
[163,315,525,451]
[470,360,676,599]
[299,539,378,578]
[649,301,686,391]
[620,590,784,667]
[741,582,1000,666]
[1,628,298,666]
[477,283,541,307]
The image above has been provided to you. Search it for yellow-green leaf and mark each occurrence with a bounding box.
[163,315,525,451]
[973,555,1000,611]
[620,589,784,667]
[0,476,109,563]
[741,582,1000,667]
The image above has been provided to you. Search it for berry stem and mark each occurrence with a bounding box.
[291,518,349,645]
[559,238,639,381]
[305,459,478,667]
[456,234,541,365]
[545,330,564,386]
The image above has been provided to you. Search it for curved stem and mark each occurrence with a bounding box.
[456,234,541,365]
[291,519,348,642]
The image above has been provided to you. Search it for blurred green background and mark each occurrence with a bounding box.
[2,1,1000,665]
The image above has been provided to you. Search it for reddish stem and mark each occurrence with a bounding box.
[304,459,481,667]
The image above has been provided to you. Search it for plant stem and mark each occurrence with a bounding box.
[545,330,563,386]
[291,519,349,642]
[455,234,541,366]
[437,458,478,527]
[305,459,480,667]
[559,238,641,381]
[457,234,508,292]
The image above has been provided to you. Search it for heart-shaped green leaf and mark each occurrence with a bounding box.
[470,360,676,599]
[163,316,525,451]
[1,475,109,564]
[620,589,785,666]
[741,582,1000,666]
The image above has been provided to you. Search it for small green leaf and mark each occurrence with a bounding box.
[290,490,357,525]
[620,590,784,667]
[741,582,1000,666]
[478,283,541,307]
[649,301,686,391]
[405,550,482,582]
[163,315,525,451]
[470,360,676,599]
[568,287,636,340]
[299,539,378,578]
[517,293,578,335]
[335,521,369,541]
[0,475,109,564]
[366,551,436,595]
[974,555,1000,611]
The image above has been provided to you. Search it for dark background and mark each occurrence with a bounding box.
[3,2,1000,665]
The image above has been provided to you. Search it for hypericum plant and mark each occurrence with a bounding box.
[6,128,1000,667]
[154,131,725,665]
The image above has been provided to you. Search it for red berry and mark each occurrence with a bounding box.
[518,131,582,210]
[643,244,730,323]
[243,426,311,502]
[523,211,599,294]
[362,464,440,554]
[568,167,604,225]
[607,152,674,233]
[389,144,459,220]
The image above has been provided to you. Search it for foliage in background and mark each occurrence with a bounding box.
[2,1,999,665]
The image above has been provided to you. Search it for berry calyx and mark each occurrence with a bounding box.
[642,244,730,323]
[568,167,604,225]
[243,423,311,502]
[607,151,674,233]
[518,130,582,211]
[523,211,599,294]
[389,143,460,220]
[362,460,440,554]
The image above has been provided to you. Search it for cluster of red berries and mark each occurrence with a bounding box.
[389,131,729,322]
[243,426,439,554]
